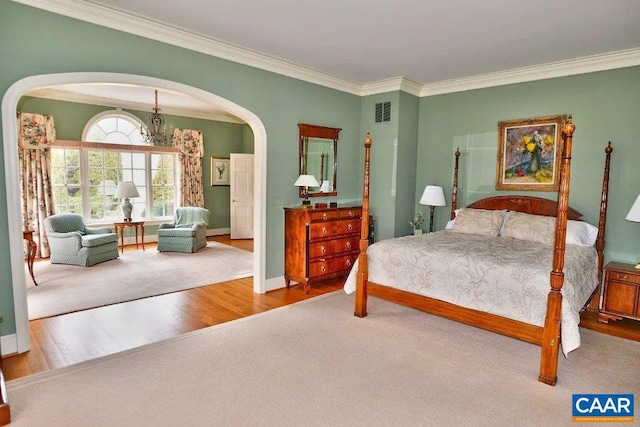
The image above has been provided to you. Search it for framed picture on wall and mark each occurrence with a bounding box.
[496,115,566,191]
[211,157,230,186]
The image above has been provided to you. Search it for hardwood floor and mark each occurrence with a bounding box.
[3,235,639,381]
[2,236,342,381]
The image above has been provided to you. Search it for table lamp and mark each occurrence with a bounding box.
[115,181,140,221]
[294,174,319,206]
[625,194,640,269]
[419,185,446,233]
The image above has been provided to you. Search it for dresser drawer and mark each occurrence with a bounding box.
[309,240,335,258]
[334,236,358,254]
[308,254,357,279]
[309,222,337,239]
[336,219,360,235]
[309,210,339,222]
[339,208,362,219]
[608,270,640,286]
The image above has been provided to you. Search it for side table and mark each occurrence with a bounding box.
[23,229,38,286]
[598,261,640,323]
[113,221,145,254]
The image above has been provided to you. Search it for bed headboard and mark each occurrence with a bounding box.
[466,196,583,220]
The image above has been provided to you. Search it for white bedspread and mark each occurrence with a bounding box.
[343,231,599,356]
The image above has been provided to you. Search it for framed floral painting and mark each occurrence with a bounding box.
[495,115,566,191]
[211,157,230,186]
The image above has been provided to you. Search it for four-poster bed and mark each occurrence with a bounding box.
[348,118,614,385]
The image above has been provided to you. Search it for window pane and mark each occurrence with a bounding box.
[87,127,106,142]
[99,118,117,134]
[132,153,145,169]
[118,118,137,135]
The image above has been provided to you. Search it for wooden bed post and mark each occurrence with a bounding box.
[588,142,613,311]
[355,133,372,317]
[539,115,574,386]
[451,148,461,220]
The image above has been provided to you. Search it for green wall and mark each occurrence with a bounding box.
[416,66,640,263]
[17,96,249,230]
[0,1,362,336]
[360,93,400,240]
[395,92,419,236]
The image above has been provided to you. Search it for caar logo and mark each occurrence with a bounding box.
[572,394,634,422]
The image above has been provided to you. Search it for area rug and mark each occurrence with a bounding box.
[26,242,253,320]
[7,292,640,426]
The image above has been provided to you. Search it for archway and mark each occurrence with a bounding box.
[2,72,267,354]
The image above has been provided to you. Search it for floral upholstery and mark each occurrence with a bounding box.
[157,207,210,253]
[43,213,119,266]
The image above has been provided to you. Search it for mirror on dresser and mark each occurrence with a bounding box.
[298,123,340,198]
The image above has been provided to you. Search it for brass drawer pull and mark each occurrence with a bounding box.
[321,246,326,254]
[321,265,326,272]
[322,213,328,220]
[616,273,629,280]
[322,227,327,235]
[348,211,355,217]
[346,259,352,267]
[346,241,352,250]
[347,224,353,231]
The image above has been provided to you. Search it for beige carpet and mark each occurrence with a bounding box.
[7,292,639,426]
[26,242,253,320]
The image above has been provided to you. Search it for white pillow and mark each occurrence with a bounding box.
[446,209,510,234]
[451,208,507,236]
[566,220,599,246]
[502,211,556,245]
[445,209,460,230]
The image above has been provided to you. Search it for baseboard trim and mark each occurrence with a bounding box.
[207,228,231,237]
[0,335,17,357]
[118,228,232,246]
[265,276,285,292]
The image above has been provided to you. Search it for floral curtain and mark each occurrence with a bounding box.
[17,112,57,258]
[172,128,204,207]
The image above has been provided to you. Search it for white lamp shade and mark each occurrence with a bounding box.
[626,195,640,223]
[294,174,319,188]
[115,181,140,199]
[419,185,446,207]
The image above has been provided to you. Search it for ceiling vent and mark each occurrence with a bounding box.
[375,102,391,123]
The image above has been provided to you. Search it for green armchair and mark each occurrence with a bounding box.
[157,207,210,253]
[43,213,119,266]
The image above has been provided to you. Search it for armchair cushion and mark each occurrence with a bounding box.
[81,233,118,247]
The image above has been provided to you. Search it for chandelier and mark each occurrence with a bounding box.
[140,90,172,147]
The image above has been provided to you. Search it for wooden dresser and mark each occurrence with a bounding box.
[284,205,362,293]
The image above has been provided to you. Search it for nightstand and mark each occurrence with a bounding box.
[598,262,640,323]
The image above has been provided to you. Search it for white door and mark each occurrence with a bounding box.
[230,153,254,239]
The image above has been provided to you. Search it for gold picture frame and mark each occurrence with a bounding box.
[211,157,230,186]
[496,115,566,191]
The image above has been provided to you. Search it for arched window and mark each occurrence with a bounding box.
[83,110,146,145]
[50,110,178,223]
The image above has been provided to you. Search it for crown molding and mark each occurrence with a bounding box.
[11,0,363,95]
[26,88,245,123]
[420,48,640,96]
[10,1,640,99]
[361,77,422,97]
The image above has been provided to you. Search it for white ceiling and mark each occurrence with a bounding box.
[21,0,640,119]
[88,0,640,84]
